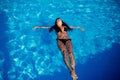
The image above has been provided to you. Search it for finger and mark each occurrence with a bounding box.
[32,28,35,30]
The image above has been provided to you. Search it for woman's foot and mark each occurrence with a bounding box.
[71,64,78,78]
[71,70,78,80]
[71,75,78,80]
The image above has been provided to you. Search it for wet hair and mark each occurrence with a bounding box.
[49,18,72,32]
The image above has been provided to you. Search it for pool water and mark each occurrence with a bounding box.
[0,0,120,80]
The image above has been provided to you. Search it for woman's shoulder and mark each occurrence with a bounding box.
[63,26,67,28]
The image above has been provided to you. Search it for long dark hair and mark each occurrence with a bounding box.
[49,18,72,32]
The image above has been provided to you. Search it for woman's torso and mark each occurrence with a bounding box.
[56,26,70,39]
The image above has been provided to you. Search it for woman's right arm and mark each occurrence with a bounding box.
[70,26,85,31]
[32,26,50,30]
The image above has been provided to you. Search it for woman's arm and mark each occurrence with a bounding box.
[70,26,85,31]
[32,26,50,30]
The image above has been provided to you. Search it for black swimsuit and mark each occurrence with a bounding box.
[56,39,71,45]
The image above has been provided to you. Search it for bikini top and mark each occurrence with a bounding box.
[49,25,67,33]
[56,29,69,39]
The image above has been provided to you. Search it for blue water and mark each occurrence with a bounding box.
[0,0,120,80]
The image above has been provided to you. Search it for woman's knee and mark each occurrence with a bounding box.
[61,50,66,54]
[68,51,73,54]
[62,51,67,57]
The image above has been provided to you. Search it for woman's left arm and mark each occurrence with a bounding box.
[32,26,50,30]
[70,26,85,31]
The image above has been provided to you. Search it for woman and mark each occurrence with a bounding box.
[32,18,85,80]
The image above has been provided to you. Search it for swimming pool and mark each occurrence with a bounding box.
[0,0,120,80]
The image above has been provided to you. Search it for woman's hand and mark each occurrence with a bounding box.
[80,27,85,31]
[32,26,40,30]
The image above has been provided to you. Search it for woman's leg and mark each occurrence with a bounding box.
[57,40,72,72]
[65,40,77,79]
[65,40,75,70]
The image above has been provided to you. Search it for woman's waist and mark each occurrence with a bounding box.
[57,35,70,39]
[56,38,71,40]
